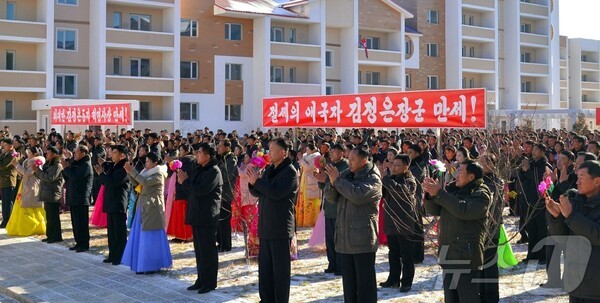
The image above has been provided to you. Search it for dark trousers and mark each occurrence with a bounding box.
[518,198,529,241]
[107,212,127,263]
[44,202,62,242]
[413,206,425,262]
[70,205,90,249]
[340,252,377,303]
[443,269,481,303]
[545,236,564,284]
[526,211,547,261]
[192,225,218,289]
[387,234,415,287]
[91,175,101,205]
[259,238,291,303]
[325,217,341,272]
[570,296,600,303]
[1,186,14,225]
[217,200,232,251]
[480,241,500,303]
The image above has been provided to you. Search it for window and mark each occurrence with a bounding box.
[326,86,333,95]
[270,66,283,82]
[6,51,15,71]
[365,72,380,85]
[5,100,13,120]
[56,29,77,51]
[521,81,532,92]
[135,102,150,120]
[225,63,242,80]
[271,27,284,42]
[427,43,438,57]
[130,14,151,31]
[181,19,198,37]
[427,10,439,24]
[57,0,77,5]
[7,2,16,20]
[325,50,333,67]
[56,74,76,96]
[427,76,439,89]
[130,58,150,77]
[225,23,242,40]
[180,61,198,79]
[462,46,466,57]
[582,94,588,102]
[521,52,531,63]
[462,77,475,88]
[469,47,475,58]
[520,23,531,33]
[113,57,121,75]
[225,104,242,121]
[405,41,412,55]
[358,70,362,84]
[582,74,587,82]
[289,67,296,83]
[180,103,198,120]
[582,55,588,62]
[289,28,296,43]
[365,37,380,50]
[462,14,474,26]
[113,12,122,29]
[405,74,411,89]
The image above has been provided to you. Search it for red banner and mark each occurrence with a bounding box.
[597,108,600,125]
[263,89,486,128]
[51,103,131,125]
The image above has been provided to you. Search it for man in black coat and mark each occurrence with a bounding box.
[178,143,223,294]
[216,139,238,252]
[247,138,298,303]
[96,145,129,265]
[62,145,93,252]
[90,136,105,204]
[34,146,64,243]
[407,144,426,263]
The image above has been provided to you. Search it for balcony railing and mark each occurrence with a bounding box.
[357,49,403,64]
[107,0,174,8]
[271,42,320,61]
[462,0,494,10]
[520,33,548,47]
[270,82,321,96]
[462,25,495,41]
[581,62,600,70]
[520,2,548,17]
[106,28,174,50]
[463,57,495,72]
[0,20,46,42]
[581,81,600,91]
[106,76,174,95]
[521,62,548,75]
[521,92,550,105]
[358,84,403,93]
[0,70,46,91]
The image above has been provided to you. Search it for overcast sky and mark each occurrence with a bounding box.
[559,0,600,40]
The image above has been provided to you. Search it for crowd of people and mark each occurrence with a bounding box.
[0,124,599,302]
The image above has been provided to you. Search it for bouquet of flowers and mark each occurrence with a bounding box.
[313,155,327,170]
[251,150,270,170]
[537,176,554,197]
[168,160,182,171]
[429,159,447,178]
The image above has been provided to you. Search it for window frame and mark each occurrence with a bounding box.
[181,19,198,37]
[427,75,439,90]
[113,12,122,29]
[5,100,13,120]
[130,58,151,77]
[270,66,284,83]
[271,27,284,42]
[135,101,151,120]
[57,0,78,6]
[405,73,411,89]
[55,74,77,97]
[520,23,532,33]
[405,41,412,55]
[225,63,242,80]
[113,57,121,75]
[365,71,380,85]
[180,61,199,79]
[365,37,380,50]
[7,1,16,20]
[289,67,296,83]
[6,50,15,71]
[129,13,152,31]
[225,23,242,41]
[289,28,296,43]
[427,43,438,57]
[225,104,242,121]
[521,81,532,92]
[180,102,199,120]
[326,85,334,95]
[325,50,333,68]
[521,52,532,63]
[56,28,78,51]
[427,10,439,24]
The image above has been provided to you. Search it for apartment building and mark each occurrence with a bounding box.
[567,38,600,128]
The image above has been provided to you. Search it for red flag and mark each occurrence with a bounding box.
[359,37,369,59]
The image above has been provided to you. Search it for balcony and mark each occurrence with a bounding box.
[581,62,600,70]
[521,92,550,105]
[462,0,494,10]
[462,57,495,73]
[560,59,567,68]
[520,33,548,47]
[520,2,548,18]
[106,29,174,51]
[358,84,403,93]
[521,63,548,76]
[462,25,495,41]
[0,20,46,43]
[271,42,320,61]
[581,81,599,91]
[270,83,321,96]
[357,49,403,65]
[105,76,174,95]
[582,102,600,109]
[0,70,46,92]
[107,0,174,8]
[560,80,567,88]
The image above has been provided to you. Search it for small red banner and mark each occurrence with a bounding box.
[263,89,486,128]
[51,103,131,125]
[597,108,600,125]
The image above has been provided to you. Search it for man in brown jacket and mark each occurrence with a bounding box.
[0,138,17,228]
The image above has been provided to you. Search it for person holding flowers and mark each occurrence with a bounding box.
[6,146,45,236]
[167,143,196,241]
[297,143,322,227]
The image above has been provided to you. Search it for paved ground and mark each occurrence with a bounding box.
[0,230,247,303]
